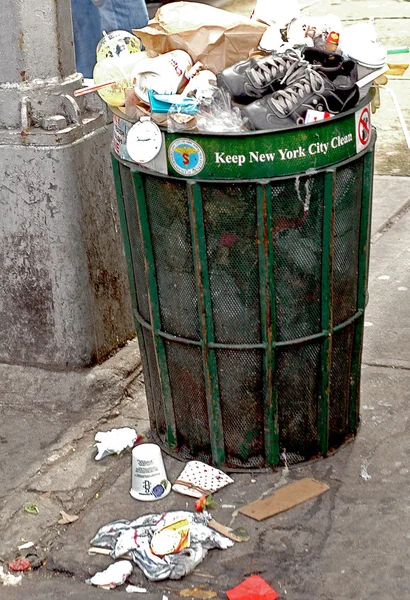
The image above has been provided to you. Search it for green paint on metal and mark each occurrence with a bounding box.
[132,171,177,449]
[111,157,139,318]
[318,169,335,456]
[257,183,279,466]
[187,182,226,466]
[333,310,363,333]
[112,158,159,433]
[349,150,374,432]
[112,121,376,469]
[135,308,364,349]
[165,102,368,180]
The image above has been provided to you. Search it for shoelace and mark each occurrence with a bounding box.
[270,68,325,116]
[250,50,307,88]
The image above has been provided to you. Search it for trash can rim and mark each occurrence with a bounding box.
[110,91,374,138]
[113,132,376,183]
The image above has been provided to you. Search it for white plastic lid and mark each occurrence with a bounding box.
[126,118,162,164]
[348,43,387,69]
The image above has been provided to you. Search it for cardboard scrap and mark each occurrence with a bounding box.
[58,510,79,525]
[386,63,409,77]
[208,519,248,543]
[180,588,217,599]
[239,478,329,521]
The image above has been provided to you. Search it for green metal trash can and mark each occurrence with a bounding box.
[112,95,375,470]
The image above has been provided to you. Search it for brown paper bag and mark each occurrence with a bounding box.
[133,2,267,73]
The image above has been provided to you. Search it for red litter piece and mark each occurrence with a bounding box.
[226,574,279,600]
[8,558,31,572]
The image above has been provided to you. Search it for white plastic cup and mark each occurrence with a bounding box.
[132,50,193,104]
[130,443,171,501]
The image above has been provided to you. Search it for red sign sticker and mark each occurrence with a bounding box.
[358,107,370,145]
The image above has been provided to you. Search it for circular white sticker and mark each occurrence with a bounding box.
[126,118,162,164]
[168,138,206,177]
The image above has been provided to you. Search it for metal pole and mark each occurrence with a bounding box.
[0,0,134,367]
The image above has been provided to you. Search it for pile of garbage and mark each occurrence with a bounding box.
[82,429,329,594]
[77,0,389,140]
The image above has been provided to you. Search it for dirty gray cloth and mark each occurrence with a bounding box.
[90,511,234,581]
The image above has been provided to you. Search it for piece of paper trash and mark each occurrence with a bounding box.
[94,427,138,460]
[86,560,133,589]
[208,519,249,543]
[226,574,279,600]
[180,588,217,598]
[239,478,329,521]
[173,460,234,498]
[0,565,23,586]
[126,584,148,593]
[361,464,372,481]
[58,510,79,525]
[18,541,34,551]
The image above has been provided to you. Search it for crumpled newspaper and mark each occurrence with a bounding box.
[90,511,234,581]
[94,427,138,461]
[86,560,133,589]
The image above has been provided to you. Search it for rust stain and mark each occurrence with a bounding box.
[18,31,24,51]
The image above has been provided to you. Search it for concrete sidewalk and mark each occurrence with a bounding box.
[1,0,410,598]
[2,173,410,600]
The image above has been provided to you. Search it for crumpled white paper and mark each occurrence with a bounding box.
[0,566,22,586]
[86,560,133,589]
[126,584,147,593]
[94,427,138,461]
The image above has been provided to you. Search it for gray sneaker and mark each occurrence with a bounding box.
[216,49,308,105]
[242,66,359,130]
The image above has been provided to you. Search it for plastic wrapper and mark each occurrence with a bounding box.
[90,511,234,581]
[195,88,249,133]
[167,109,198,133]
[226,574,279,600]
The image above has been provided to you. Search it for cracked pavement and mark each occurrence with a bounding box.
[2,175,410,598]
[1,0,410,597]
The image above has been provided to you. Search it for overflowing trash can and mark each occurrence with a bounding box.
[111,94,375,470]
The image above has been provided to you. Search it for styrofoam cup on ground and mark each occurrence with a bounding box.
[132,50,193,104]
[130,443,171,501]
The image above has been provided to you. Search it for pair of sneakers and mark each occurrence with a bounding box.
[217,48,360,130]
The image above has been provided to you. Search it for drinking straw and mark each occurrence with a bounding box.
[74,81,116,97]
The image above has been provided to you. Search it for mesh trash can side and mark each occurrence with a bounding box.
[112,97,375,469]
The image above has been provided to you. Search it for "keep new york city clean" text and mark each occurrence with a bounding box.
[214,134,353,166]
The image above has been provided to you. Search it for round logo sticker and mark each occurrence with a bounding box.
[169,138,206,176]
